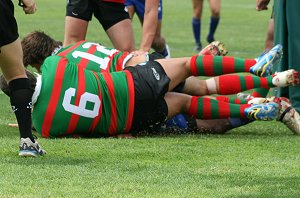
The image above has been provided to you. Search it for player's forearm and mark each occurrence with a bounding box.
[139,3,158,52]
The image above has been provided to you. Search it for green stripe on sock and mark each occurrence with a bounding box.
[239,76,247,91]
[234,58,245,73]
[196,56,205,75]
[213,56,223,75]
[253,76,262,88]
[197,97,204,118]
[211,101,220,118]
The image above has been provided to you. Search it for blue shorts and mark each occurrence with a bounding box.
[125,0,163,21]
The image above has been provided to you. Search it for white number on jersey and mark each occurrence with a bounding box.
[71,42,118,70]
[62,88,101,118]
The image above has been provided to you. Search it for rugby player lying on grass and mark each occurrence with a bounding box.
[1,31,299,138]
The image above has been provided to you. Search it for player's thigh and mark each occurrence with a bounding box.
[192,0,204,18]
[208,0,221,17]
[0,39,26,81]
[64,17,89,40]
[106,19,135,52]
[94,2,135,51]
[155,58,190,91]
[164,92,192,118]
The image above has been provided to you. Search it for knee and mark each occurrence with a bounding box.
[151,36,166,51]
[210,8,220,18]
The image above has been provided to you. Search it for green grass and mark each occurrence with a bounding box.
[0,0,299,197]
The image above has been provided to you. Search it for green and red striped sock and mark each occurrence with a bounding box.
[188,96,251,119]
[214,95,248,104]
[251,88,270,97]
[218,75,273,95]
[190,55,256,76]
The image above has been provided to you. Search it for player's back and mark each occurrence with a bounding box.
[57,41,131,72]
[32,55,135,138]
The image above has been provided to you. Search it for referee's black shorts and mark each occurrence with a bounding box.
[0,0,19,47]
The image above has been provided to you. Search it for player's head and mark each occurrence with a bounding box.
[0,70,37,97]
[22,31,62,71]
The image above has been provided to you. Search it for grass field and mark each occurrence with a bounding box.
[0,0,299,197]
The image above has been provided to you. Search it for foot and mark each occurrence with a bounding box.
[244,102,279,121]
[199,41,228,56]
[237,92,254,100]
[274,97,300,135]
[250,44,283,77]
[19,137,46,157]
[206,35,215,43]
[248,96,300,135]
[194,43,202,52]
[272,69,299,87]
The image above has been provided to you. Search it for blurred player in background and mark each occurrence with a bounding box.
[192,0,221,51]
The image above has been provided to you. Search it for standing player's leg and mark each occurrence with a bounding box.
[63,0,92,47]
[206,0,221,43]
[100,2,136,52]
[192,0,204,51]
[0,39,45,157]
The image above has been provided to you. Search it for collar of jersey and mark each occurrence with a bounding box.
[32,72,42,105]
[51,46,63,56]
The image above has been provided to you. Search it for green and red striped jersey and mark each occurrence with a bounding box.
[56,41,132,72]
[32,55,135,138]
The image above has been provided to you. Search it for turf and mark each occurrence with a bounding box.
[0,0,299,197]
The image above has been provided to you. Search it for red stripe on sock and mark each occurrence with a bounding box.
[218,101,230,118]
[260,77,269,89]
[234,99,242,104]
[203,55,215,76]
[244,59,256,72]
[188,96,199,117]
[222,56,235,73]
[202,97,212,119]
[219,75,241,95]
[190,55,198,76]
[240,104,251,118]
[245,75,254,90]
[215,96,230,103]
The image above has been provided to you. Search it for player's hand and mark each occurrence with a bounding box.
[130,50,148,57]
[21,0,37,14]
[256,0,270,11]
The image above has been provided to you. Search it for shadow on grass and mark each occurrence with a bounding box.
[3,155,93,166]
[219,173,300,197]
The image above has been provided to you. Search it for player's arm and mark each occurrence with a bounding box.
[19,0,37,14]
[139,0,159,53]
[256,0,270,11]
